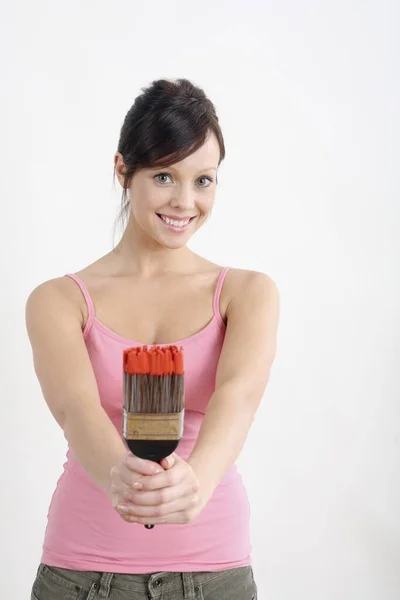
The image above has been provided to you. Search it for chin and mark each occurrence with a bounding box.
[158,235,192,250]
[151,216,202,249]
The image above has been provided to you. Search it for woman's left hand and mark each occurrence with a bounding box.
[114,453,213,525]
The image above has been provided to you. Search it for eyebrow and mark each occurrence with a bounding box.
[149,165,217,173]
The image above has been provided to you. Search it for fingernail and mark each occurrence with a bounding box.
[154,468,163,474]
[117,505,129,513]
[167,453,175,465]
[133,481,142,489]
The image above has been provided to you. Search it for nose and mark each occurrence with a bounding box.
[170,184,195,211]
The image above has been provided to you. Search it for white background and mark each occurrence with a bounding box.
[1,1,399,598]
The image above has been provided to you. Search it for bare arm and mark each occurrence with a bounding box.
[188,270,280,490]
[25,279,142,499]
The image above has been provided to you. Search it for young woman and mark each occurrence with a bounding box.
[27,78,279,600]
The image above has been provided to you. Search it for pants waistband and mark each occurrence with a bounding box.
[39,565,200,599]
[96,571,196,600]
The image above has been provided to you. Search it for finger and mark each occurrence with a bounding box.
[117,490,197,520]
[110,481,129,509]
[122,508,196,526]
[134,461,186,492]
[124,453,165,475]
[119,462,164,488]
[159,453,176,470]
[111,480,143,503]
[119,479,194,507]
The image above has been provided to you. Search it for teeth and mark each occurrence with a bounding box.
[160,215,190,228]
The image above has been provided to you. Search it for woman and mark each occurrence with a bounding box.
[27,78,279,600]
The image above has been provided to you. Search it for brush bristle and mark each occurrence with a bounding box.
[123,345,184,414]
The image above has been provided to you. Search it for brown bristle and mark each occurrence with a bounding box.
[123,344,185,416]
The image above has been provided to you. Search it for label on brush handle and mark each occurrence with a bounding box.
[123,409,184,440]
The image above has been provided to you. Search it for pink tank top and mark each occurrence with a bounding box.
[41,268,252,573]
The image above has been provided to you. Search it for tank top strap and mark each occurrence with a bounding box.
[64,273,95,338]
[212,267,231,323]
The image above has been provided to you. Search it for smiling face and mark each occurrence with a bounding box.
[114,131,221,249]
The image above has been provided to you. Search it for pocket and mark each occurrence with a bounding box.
[31,564,82,600]
[199,565,257,600]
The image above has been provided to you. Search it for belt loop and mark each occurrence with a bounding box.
[182,572,196,599]
[97,572,114,599]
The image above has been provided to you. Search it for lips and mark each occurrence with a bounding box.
[156,214,196,228]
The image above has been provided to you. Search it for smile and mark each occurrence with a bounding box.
[156,213,196,232]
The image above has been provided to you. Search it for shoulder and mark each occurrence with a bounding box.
[217,269,280,380]
[25,276,86,330]
[223,268,280,310]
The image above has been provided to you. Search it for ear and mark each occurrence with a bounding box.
[114,152,127,188]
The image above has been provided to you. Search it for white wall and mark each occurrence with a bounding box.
[1,1,398,598]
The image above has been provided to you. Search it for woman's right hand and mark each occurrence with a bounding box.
[109,452,174,519]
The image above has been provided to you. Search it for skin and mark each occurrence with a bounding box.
[26,130,280,526]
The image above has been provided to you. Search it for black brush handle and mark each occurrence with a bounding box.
[126,439,179,462]
[125,439,180,529]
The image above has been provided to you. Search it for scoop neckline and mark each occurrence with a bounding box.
[90,313,225,347]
